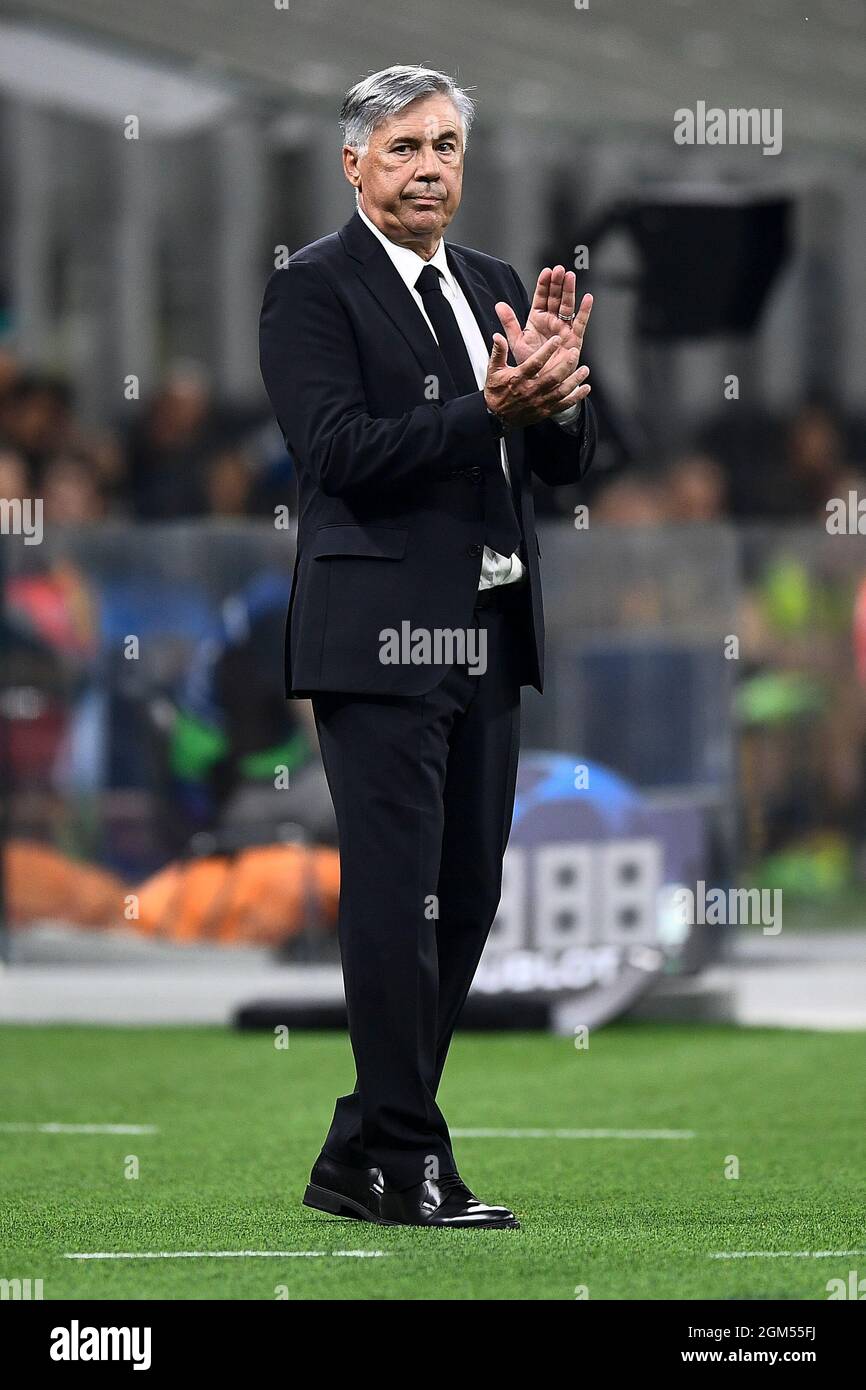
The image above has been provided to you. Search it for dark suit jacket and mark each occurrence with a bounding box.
[258,210,597,699]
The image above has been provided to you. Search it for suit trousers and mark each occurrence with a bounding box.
[310,579,530,1189]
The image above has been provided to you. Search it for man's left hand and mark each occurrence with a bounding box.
[495,266,593,374]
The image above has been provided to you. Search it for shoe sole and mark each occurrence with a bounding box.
[303,1181,385,1224]
[303,1183,521,1230]
[423,1217,521,1229]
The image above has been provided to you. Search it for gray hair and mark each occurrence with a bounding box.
[340,64,476,155]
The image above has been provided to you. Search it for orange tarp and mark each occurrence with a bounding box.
[6,839,339,945]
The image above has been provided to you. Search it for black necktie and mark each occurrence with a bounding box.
[415,264,522,559]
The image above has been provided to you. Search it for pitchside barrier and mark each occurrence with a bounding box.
[2,520,861,1021]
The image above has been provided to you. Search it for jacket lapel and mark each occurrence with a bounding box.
[447,243,525,507]
[338,210,525,506]
[339,211,458,398]
[444,246,505,362]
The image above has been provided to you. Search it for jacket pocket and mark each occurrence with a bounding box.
[311,525,409,560]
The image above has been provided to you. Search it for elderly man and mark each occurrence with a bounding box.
[259,64,596,1229]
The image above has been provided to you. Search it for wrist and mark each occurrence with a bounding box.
[485,403,506,438]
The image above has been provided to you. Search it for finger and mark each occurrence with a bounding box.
[494,301,523,357]
[555,381,592,412]
[534,345,582,387]
[488,333,509,371]
[538,361,588,406]
[519,335,561,378]
[530,267,552,317]
[536,359,583,404]
[552,363,590,395]
[571,292,594,351]
[557,271,576,324]
[547,265,566,319]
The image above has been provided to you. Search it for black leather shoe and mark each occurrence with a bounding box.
[303,1154,384,1223]
[378,1174,520,1229]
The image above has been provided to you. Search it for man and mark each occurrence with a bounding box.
[259,64,596,1229]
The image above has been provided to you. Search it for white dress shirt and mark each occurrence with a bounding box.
[357,203,582,590]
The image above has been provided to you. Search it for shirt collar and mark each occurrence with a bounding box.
[356,203,457,296]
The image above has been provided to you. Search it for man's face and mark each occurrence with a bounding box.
[343,94,464,252]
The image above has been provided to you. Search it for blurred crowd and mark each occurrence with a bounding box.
[551,398,866,529]
[4,342,866,898]
[1,343,864,529]
[0,348,285,526]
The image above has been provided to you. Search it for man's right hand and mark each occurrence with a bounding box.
[483,335,590,429]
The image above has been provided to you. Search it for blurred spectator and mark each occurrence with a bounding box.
[695,405,783,517]
[782,401,851,519]
[0,344,857,544]
[0,445,29,500]
[125,361,216,519]
[165,570,336,850]
[696,397,858,521]
[42,455,105,525]
[205,446,254,517]
[592,475,667,526]
[0,347,21,401]
[0,372,75,486]
[122,360,272,520]
[246,422,299,520]
[665,452,728,522]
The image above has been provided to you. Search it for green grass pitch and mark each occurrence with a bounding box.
[2,1022,864,1300]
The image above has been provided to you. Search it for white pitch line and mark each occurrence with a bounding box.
[65,1251,387,1261]
[0,1123,158,1135]
[451,1127,696,1140]
[710,1250,866,1260]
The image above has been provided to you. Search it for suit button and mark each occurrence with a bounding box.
[468,543,482,556]
[468,466,482,482]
